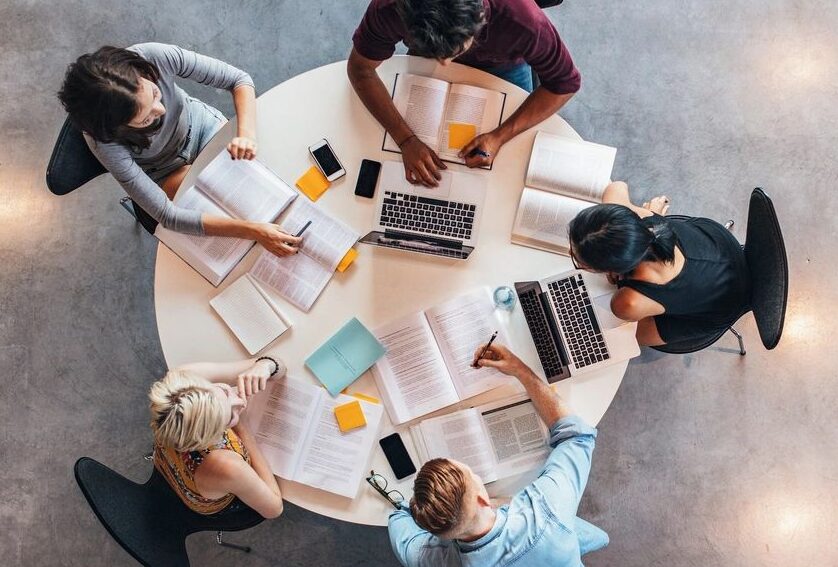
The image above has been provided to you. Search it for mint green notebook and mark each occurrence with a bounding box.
[305,317,387,396]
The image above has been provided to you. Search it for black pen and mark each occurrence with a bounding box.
[472,331,499,368]
[295,220,312,237]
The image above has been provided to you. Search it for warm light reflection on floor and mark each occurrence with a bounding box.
[757,38,835,91]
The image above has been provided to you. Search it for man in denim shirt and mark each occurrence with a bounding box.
[388,343,608,566]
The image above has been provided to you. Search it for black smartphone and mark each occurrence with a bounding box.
[379,433,417,480]
[355,159,382,199]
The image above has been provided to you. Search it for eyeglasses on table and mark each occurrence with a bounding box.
[365,470,405,509]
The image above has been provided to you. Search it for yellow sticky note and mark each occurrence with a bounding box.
[350,392,380,405]
[448,122,477,150]
[296,166,330,201]
[336,248,358,273]
[334,400,367,432]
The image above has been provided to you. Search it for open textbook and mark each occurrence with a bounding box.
[410,396,550,484]
[242,377,384,499]
[210,274,291,355]
[155,150,297,286]
[383,73,506,168]
[248,198,360,312]
[511,132,617,255]
[371,288,512,425]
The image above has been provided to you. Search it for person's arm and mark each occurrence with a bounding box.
[388,503,433,567]
[602,181,653,218]
[228,84,257,160]
[176,356,287,398]
[347,49,446,187]
[196,427,284,519]
[201,215,301,257]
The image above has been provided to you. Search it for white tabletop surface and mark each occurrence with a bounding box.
[154,55,630,526]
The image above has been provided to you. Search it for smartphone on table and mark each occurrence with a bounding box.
[308,138,346,182]
[379,433,417,480]
[355,159,382,199]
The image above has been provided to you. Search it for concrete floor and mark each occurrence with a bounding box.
[1,1,835,565]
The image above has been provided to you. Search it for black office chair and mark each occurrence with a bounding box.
[46,117,158,233]
[652,188,789,355]
[532,0,566,91]
[74,457,264,567]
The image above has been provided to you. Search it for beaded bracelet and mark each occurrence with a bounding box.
[255,356,280,377]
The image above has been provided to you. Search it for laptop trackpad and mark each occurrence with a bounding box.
[400,171,453,200]
[593,293,625,330]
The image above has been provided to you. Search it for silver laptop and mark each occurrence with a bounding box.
[359,161,486,260]
[515,270,640,382]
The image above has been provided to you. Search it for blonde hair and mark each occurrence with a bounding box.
[149,369,228,452]
[410,458,468,536]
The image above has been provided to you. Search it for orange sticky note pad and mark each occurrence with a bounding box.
[336,248,358,273]
[296,166,330,201]
[334,400,367,432]
[448,122,477,150]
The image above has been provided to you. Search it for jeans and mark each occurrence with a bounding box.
[576,516,610,556]
[475,62,534,93]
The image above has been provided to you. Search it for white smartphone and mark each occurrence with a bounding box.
[308,138,346,182]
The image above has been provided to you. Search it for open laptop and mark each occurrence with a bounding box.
[359,161,486,260]
[515,270,640,382]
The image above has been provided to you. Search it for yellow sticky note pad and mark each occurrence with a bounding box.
[448,122,477,150]
[336,248,358,273]
[350,392,380,404]
[296,166,330,201]
[334,400,367,432]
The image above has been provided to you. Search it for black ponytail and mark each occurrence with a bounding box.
[568,204,679,275]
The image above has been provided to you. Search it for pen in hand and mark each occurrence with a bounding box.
[468,148,491,158]
[472,331,499,368]
[295,220,312,237]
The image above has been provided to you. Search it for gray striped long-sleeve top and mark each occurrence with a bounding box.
[85,43,255,234]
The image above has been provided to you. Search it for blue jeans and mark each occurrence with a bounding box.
[475,62,534,93]
[576,516,610,556]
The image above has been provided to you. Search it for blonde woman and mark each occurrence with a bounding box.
[149,356,285,518]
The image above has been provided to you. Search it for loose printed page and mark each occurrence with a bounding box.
[480,399,550,479]
[525,132,616,202]
[511,188,594,255]
[294,394,384,498]
[278,198,360,271]
[437,83,505,163]
[416,409,498,483]
[249,250,332,312]
[425,288,510,400]
[371,312,460,424]
[197,151,297,221]
[243,378,323,480]
[384,73,449,152]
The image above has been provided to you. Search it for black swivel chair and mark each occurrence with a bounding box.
[46,117,158,233]
[652,188,789,355]
[532,0,566,91]
[74,457,264,567]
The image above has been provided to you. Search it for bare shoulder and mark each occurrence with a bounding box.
[611,288,664,320]
[194,450,250,490]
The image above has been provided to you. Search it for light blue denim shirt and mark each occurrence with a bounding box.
[388,415,606,567]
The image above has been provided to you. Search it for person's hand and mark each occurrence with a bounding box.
[400,136,446,186]
[459,130,504,168]
[227,136,258,160]
[236,358,286,399]
[642,195,670,215]
[254,224,302,257]
[472,343,528,377]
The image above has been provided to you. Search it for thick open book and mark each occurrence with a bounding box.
[209,273,291,355]
[155,150,297,286]
[410,396,550,484]
[371,288,511,425]
[248,198,360,312]
[242,377,384,499]
[511,132,617,255]
[383,73,506,169]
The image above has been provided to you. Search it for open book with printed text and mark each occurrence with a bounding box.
[383,73,507,169]
[371,288,512,425]
[155,150,297,286]
[511,132,617,255]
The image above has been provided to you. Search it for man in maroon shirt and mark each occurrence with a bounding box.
[348,0,581,186]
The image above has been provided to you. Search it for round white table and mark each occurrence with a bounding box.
[155,55,629,526]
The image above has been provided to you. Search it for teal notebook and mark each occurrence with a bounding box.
[305,317,387,396]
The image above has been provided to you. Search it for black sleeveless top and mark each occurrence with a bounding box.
[617,216,750,341]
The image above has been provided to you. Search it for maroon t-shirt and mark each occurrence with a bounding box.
[352,0,581,94]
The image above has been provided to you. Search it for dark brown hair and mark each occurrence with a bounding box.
[396,0,485,59]
[410,458,468,535]
[58,46,162,150]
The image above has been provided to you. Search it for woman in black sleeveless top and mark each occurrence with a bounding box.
[567,182,750,346]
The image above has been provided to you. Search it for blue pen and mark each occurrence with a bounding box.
[468,148,491,158]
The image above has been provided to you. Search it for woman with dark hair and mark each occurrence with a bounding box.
[58,43,300,256]
[568,182,750,346]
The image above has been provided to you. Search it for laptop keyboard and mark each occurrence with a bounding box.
[547,274,609,369]
[518,287,566,379]
[381,191,476,240]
